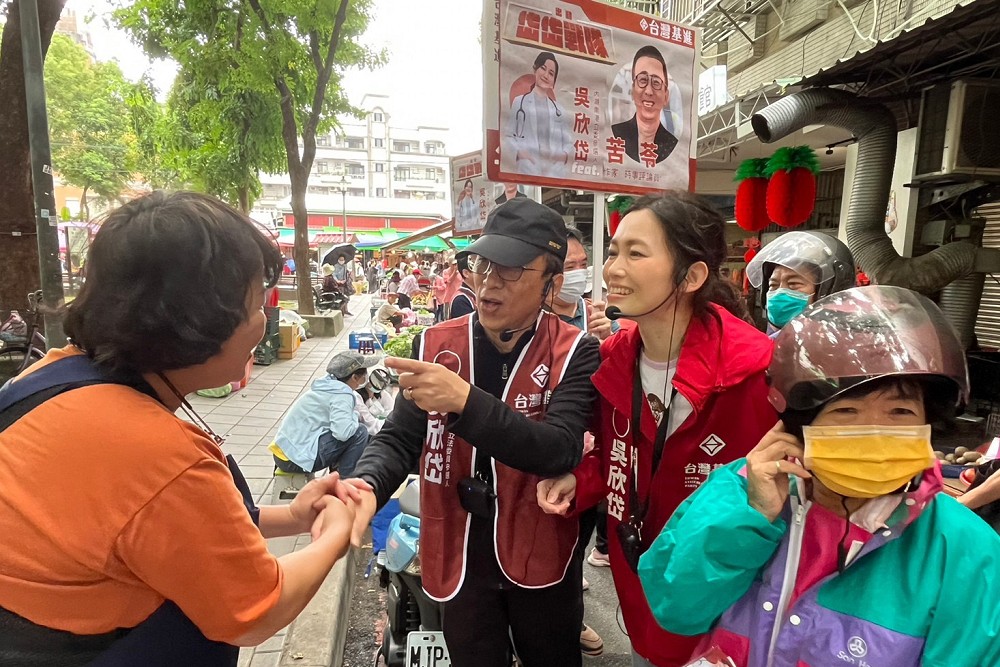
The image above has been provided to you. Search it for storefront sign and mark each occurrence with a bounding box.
[698,64,728,116]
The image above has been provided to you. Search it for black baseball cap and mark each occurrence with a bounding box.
[460,198,567,267]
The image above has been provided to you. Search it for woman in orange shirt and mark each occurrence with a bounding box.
[0,192,366,666]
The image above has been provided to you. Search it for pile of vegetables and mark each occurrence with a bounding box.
[935,446,985,466]
[383,325,427,358]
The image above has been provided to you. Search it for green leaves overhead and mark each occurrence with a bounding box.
[113,0,382,313]
[113,0,383,152]
[44,34,141,215]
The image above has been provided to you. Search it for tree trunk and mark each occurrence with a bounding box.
[0,0,65,317]
[237,184,250,215]
[79,184,89,221]
[287,164,313,315]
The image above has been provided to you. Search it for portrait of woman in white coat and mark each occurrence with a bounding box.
[504,51,571,178]
[455,179,478,232]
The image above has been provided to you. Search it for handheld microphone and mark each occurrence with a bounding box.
[499,324,533,342]
[605,287,679,321]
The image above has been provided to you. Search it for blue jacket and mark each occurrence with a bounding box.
[275,376,359,470]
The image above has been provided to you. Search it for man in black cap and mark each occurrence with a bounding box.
[348,198,600,667]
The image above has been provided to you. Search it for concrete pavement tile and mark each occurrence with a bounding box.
[260,398,295,408]
[248,651,281,667]
[251,409,290,420]
[240,465,277,480]
[210,406,255,417]
[204,414,243,426]
[223,446,256,459]
[283,370,315,378]
[267,389,307,398]
[255,634,287,653]
[248,378,282,386]
[264,398,305,408]
[239,416,280,428]
[237,648,253,667]
[235,392,271,401]
[228,425,272,437]
[248,478,272,501]
[220,390,263,401]
[240,453,278,468]
[222,434,264,446]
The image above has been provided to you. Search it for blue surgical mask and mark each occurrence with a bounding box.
[766,288,812,328]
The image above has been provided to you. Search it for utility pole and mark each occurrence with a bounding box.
[338,173,349,242]
[20,0,66,346]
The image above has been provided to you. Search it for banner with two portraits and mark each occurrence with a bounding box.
[483,0,699,195]
[451,150,541,236]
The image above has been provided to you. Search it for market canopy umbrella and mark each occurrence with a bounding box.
[322,243,358,266]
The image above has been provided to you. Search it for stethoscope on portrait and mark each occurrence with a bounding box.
[513,85,562,139]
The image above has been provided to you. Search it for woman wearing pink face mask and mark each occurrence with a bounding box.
[638,285,1000,667]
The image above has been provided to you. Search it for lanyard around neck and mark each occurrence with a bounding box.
[629,353,678,526]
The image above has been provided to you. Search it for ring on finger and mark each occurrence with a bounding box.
[775,460,782,473]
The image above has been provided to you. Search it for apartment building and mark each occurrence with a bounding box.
[255,94,451,222]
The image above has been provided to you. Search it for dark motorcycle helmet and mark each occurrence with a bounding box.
[747,231,856,310]
[767,285,969,436]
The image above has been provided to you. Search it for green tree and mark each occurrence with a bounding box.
[44,33,139,219]
[115,0,382,313]
[125,74,185,191]
[162,72,286,213]
[0,0,66,316]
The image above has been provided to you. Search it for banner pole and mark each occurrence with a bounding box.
[591,192,606,298]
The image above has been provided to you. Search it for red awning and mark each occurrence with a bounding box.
[314,233,355,244]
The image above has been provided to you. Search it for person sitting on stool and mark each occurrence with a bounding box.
[272,351,377,476]
[377,291,404,333]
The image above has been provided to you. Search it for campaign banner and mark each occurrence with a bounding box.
[451,149,540,236]
[483,0,698,195]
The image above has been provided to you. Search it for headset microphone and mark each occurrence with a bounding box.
[499,324,534,342]
[605,285,680,321]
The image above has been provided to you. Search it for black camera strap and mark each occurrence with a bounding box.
[628,353,677,528]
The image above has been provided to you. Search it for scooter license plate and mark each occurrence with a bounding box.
[406,631,451,667]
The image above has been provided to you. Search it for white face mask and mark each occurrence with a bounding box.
[558,268,589,302]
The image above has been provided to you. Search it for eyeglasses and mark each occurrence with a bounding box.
[633,73,665,91]
[467,254,541,282]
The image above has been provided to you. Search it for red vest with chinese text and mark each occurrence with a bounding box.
[417,313,585,601]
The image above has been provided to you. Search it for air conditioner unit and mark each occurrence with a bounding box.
[913,80,1000,182]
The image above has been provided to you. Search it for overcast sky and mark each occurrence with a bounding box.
[72,0,485,154]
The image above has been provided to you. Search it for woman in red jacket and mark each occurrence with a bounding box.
[538,192,777,667]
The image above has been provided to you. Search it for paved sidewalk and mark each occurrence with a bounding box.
[184,294,377,667]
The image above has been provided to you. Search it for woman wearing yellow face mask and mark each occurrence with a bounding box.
[635,285,1000,667]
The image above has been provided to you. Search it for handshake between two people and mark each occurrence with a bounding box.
[287,474,379,548]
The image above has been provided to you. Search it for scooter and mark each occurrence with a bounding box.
[377,482,517,667]
[378,481,447,667]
